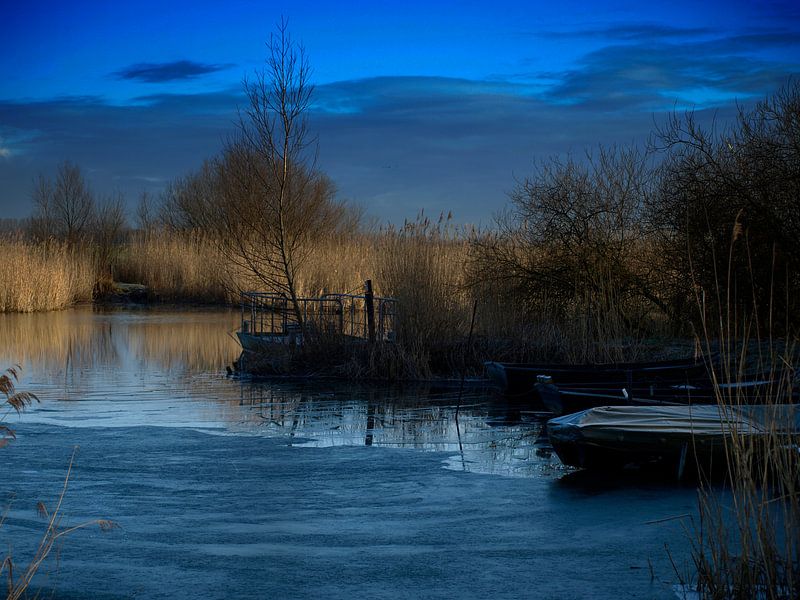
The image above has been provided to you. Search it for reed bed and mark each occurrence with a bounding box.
[684,344,799,599]
[683,227,799,598]
[0,222,683,378]
[113,231,232,303]
[0,240,95,312]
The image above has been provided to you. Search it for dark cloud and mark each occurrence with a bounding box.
[542,31,800,111]
[114,60,231,83]
[0,79,670,223]
[309,77,741,223]
[0,92,240,217]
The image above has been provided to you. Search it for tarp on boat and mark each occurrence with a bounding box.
[547,404,800,471]
[549,404,800,441]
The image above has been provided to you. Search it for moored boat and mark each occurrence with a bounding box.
[546,404,800,474]
[484,354,713,403]
[537,377,789,416]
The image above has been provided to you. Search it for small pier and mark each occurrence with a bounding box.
[238,281,397,355]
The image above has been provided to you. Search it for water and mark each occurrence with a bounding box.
[0,306,698,599]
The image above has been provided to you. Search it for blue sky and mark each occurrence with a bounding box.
[1,0,798,223]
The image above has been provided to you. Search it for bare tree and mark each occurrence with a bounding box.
[650,80,800,330]
[136,191,155,232]
[29,174,54,241]
[93,193,127,270]
[207,20,347,327]
[30,161,95,244]
[51,161,95,243]
[470,147,661,313]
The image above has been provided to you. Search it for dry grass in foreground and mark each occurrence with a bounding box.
[1,369,116,600]
[683,280,799,599]
[684,354,799,599]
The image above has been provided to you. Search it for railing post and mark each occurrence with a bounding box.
[364,279,376,343]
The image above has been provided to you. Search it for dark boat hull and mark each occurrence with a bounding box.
[538,378,793,416]
[485,356,713,406]
[547,404,800,473]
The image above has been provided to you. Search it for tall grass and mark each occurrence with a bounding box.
[0,240,95,312]
[0,219,681,376]
[684,226,799,599]
[113,230,232,303]
[686,342,799,599]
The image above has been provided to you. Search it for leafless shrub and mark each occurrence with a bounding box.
[30,161,95,245]
[469,146,668,362]
[651,80,800,334]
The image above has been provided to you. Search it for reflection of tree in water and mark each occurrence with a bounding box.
[237,381,557,477]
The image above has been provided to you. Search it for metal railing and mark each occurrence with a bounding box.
[240,291,397,342]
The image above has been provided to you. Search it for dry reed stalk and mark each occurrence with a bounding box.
[0,366,38,449]
[685,223,799,599]
[1,449,118,600]
[1,370,116,599]
[688,363,799,599]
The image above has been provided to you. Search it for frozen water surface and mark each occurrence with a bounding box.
[0,307,698,599]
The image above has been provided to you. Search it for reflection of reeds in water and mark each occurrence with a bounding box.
[0,307,241,377]
[119,310,241,372]
[0,309,117,375]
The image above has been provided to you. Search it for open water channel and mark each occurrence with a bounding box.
[0,306,700,599]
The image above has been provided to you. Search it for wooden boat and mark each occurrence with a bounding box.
[484,355,713,403]
[546,404,800,475]
[537,377,789,416]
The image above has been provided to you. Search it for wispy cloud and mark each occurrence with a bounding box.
[535,23,714,42]
[113,60,231,83]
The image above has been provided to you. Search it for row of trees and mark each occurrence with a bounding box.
[28,161,128,277]
[30,162,126,247]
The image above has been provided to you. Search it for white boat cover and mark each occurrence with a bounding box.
[550,404,800,437]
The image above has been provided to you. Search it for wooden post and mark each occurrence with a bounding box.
[364,279,376,343]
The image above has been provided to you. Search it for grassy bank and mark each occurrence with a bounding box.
[0,240,95,312]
